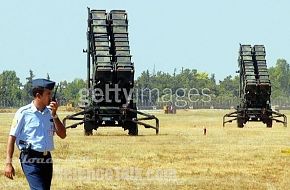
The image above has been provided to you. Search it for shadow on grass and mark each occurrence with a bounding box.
[87,133,169,137]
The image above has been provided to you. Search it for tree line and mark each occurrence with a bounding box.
[1,59,290,109]
[0,70,86,108]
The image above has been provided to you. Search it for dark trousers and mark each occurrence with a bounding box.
[20,151,53,190]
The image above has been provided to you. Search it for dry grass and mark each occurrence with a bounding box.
[0,109,290,190]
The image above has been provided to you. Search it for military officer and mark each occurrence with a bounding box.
[4,78,66,190]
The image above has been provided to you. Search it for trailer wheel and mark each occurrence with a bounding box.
[266,120,273,128]
[128,121,138,136]
[84,129,93,136]
[84,121,94,136]
[237,117,244,128]
[126,106,138,136]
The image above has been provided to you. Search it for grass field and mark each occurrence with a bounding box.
[1,109,290,190]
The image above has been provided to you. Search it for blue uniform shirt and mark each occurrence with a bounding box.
[9,102,55,152]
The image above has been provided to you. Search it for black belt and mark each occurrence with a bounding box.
[21,149,51,158]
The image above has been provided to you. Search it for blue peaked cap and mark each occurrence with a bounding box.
[32,78,55,90]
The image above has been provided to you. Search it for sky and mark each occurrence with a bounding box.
[1,0,290,84]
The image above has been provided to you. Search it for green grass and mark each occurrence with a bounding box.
[1,109,290,189]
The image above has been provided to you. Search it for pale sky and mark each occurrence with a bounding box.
[1,0,290,84]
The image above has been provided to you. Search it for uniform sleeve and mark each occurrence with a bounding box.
[9,110,25,138]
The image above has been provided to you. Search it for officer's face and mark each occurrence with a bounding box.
[38,89,52,106]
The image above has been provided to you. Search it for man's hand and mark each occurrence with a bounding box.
[49,101,59,116]
[4,163,15,180]
[50,100,66,139]
[5,136,16,179]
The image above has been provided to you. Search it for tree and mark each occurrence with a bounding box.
[62,79,86,106]
[268,59,290,98]
[22,70,35,104]
[218,75,239,97]
[0,71,22,107]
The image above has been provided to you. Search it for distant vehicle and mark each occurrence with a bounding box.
[63,9,159,135]
[164,103,176,114]
[223,44,287,128]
